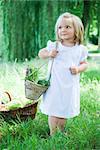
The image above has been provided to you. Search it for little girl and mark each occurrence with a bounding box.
[38,12,88,136]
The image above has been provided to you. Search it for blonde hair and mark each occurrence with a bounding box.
[55,12,84,44]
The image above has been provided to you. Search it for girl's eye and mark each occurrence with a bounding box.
[66,26,70,29]
[58,26,62,29]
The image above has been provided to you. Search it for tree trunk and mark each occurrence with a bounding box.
[97,0,100,51]
[2,0,97,61]
[82,0,91,44]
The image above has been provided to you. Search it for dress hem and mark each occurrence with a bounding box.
[40,110,80,119]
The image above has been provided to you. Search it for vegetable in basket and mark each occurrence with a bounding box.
[0,91,33,110]
[25,67,39,82]
[5,98,33,110]
[6,101,22,110]
[25,66,50,86]
[37,79,50,86]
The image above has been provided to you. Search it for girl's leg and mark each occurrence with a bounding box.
[48,116,58,135]
[57,118,66,132]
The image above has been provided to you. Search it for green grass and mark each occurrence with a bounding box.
[0,59,100,150]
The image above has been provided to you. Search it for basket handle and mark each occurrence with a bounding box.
[26,41,58,81]
[5,91,12,101]
[46,41,58,81]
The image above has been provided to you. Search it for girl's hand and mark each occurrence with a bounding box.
[48,50,58,58]
[70,66,79,75]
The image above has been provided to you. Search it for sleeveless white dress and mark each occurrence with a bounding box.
[39,40,88,118]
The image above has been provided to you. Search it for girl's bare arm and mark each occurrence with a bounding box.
[38,48,58,59]
[78,62,88,73]
[70,62,88,75]
[38,48,50,59]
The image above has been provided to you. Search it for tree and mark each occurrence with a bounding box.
[97,0,100,50]
[1,0,99,61]
[82,0,91,44]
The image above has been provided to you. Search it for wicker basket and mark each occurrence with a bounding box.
[25,80,49,100]
[0,102,38,120]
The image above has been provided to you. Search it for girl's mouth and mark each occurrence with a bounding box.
[61,33,68,36]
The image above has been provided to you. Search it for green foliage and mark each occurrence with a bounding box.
[5,98,33,110]
[81,69,100,82]
[37,79,50,86]
[0,0,99,61]
[25,65,50,86]
[25,67,39,82]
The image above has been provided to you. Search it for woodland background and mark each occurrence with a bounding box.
[0,1,99,149]
[0,0,100,61]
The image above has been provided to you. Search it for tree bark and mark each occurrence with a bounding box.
[82,0,91,44]
[97,0,100,51]
[2,0,98,61]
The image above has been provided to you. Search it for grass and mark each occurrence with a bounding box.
[87,43,99,52]
[0,58,100,150]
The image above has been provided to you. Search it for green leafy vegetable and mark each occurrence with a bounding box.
[6,98,33,110]
[25,67,39,82]
[37,79,50,86]
[25,66,50,86]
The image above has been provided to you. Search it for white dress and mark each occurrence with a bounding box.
[40,40,88,118]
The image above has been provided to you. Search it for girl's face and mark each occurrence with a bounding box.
[58,18,75,42]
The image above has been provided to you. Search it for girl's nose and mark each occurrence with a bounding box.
[61,27,66,31]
